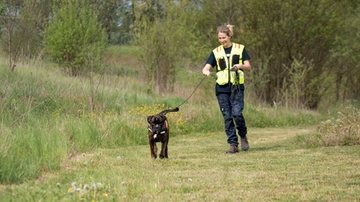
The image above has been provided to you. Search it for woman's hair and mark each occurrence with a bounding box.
[217,24,235,37]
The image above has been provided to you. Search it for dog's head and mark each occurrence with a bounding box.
[147,114,167,135]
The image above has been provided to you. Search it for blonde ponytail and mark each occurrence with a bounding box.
[226,24,235,37]
[217,24,235,37]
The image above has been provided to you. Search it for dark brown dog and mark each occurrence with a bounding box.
[147,108,179,159]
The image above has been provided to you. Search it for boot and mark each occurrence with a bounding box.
[226,144,238,154]
[240,137,249,151]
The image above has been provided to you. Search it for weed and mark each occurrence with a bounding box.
[296,101,360,147]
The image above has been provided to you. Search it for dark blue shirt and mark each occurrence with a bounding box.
[206,45,250,94]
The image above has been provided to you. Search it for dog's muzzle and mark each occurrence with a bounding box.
[148,125,167,139]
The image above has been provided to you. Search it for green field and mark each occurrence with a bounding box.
[0,46,359,201]
[1,127,359,201]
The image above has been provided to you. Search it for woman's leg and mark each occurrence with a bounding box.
[216,93,239,146]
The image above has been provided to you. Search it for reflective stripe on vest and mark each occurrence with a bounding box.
[213,43,245,85]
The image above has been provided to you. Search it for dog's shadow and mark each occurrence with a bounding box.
[166,145,285,160]
[248,145,283,151]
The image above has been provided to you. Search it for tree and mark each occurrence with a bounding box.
[0,0,55,69]
[194,0,360,109]
[44,0,107,76]
[87,0,134,44]
[239,0,349,109]
[17,0,53,60]
[133,0,198,93]
[0,0,24,71]
[115,0,135,44]
[329,4,360,102]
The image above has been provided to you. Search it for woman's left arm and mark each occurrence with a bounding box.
[233,60,251,72]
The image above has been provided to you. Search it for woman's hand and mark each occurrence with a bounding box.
[202,69,211,76]
[202,64,212,76]
[231,61,252,72]
[231,65,240,71]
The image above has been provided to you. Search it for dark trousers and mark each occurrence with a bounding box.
[216,87,247,146]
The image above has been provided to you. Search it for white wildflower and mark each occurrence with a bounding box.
[83,184,90,190]
[71,182,77,188]
[96,182,103,189]
[92,183,97,190]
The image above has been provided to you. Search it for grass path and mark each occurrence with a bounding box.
[1,126,360,201]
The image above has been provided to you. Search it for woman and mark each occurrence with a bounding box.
[202,24,251,153]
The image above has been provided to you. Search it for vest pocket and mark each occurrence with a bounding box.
[232,55,240,65]
[218,58,227,70]
[216,71,229,85]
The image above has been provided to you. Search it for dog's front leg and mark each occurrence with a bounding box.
[159,140,168,159]
[149,140,157,159]
[164,141,168,158]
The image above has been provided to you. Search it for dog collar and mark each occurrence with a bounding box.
[148,127,167,134]
[148,127,168,135]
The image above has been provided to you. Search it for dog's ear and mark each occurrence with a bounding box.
[147,116,153,124]
[159,114,167,122]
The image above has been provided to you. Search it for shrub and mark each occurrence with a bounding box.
[44,0,107,76]
[296,102,360,147]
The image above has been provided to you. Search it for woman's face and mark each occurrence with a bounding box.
[218,32,231,48]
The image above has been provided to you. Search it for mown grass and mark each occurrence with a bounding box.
[1,126,359,201]
[0,46,359,201]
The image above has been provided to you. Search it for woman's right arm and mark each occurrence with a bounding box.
[203,52,215,76]
[202,64,212,76]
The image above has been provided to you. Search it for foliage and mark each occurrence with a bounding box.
[1,0,360,191]
[330,5,360,102]
[0,0,52,70]
[196,0,244,49]
[244,104,319,128]
[190,0,360,109]
[0,46,326,183]
[296,102,360,147]
[238,0,351,109]
[44,0,107,76]
[0,119,68,183]
[107,0,135,44]
[18,0,52,59]
[133,0,199,93]
[0,0,359,108]
[82,0,134,44]
[0,0,22,71]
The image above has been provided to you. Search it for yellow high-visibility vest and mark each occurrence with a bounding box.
[213,43,245,85]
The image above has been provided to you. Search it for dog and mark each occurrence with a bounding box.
[147,107,179,159]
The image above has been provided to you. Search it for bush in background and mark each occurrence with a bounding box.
[296,101,360,147]
[44,0,107,76]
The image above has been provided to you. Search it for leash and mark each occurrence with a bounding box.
[149,75,206,135]
[175,75,207,109]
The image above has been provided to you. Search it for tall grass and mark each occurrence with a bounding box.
[0,118,67,183]
[244,104,319,128]
[0,46,327,184]
[296,101,360,147]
